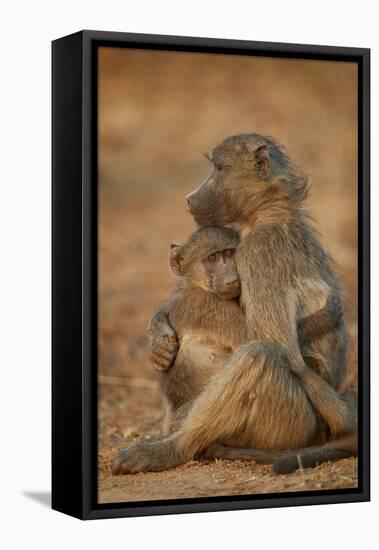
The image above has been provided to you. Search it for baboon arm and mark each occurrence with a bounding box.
[237,228,304,359]
[238,231,352,436]
[240,270,304,371]
[298,294,343,346]
[147,305,179,371]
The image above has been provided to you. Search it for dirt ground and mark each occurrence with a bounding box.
[98,49,358,504]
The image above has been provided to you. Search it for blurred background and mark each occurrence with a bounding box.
[98,47,358,502]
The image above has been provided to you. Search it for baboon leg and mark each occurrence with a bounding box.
[112,435,184,475]
[161,399,194,436]
[167,401,195,433]
[174,341,318,459]
[161,398,173,436]
[112,402,195,475]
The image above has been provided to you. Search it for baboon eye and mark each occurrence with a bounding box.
[224,249,235,257]
[214,163,223,172]
[208,254,217,263]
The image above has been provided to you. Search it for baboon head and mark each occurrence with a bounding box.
[169,226,240,300]
[186,133,307,226]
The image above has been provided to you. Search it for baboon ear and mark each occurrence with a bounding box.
[169,243,185,276]
[254,144,271,179]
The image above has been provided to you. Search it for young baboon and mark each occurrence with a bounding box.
[158,226,244,431]
[113,134,357,475]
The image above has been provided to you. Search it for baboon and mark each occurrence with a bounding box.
[158,225,244,432]
[113,134,357,475]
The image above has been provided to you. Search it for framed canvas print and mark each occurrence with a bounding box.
[52,30,370,520]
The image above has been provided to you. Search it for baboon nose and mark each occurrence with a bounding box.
[226,279,238,288]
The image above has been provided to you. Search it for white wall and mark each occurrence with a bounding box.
[0,1,376,548]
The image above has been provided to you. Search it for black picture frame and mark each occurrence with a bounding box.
[52,30,370,520]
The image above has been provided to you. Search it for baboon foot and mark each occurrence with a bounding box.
[112,438,186,475]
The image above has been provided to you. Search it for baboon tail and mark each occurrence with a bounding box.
[205,435,357,474]
[273,435,357,474]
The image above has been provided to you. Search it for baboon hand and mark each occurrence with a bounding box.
[326,294,343,324]
[148,324,178,371]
